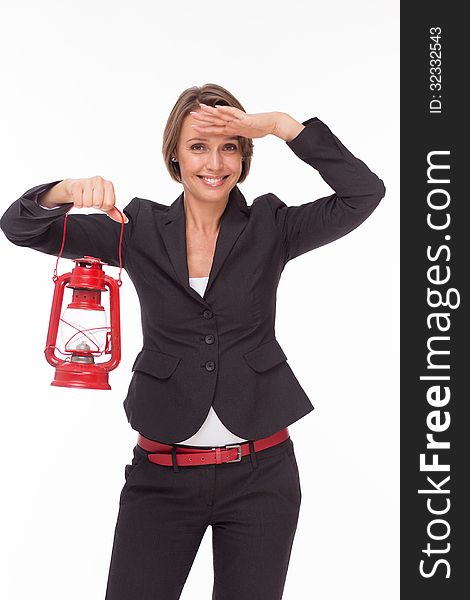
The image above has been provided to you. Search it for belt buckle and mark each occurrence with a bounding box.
[224,444,242,463]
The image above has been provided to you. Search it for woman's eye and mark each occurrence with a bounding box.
[190,144,238,151]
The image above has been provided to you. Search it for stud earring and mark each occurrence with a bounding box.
[171,157,178,162]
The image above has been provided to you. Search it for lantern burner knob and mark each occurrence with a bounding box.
[71,341,95,364]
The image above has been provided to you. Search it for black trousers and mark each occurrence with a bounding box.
[104,435,302,600]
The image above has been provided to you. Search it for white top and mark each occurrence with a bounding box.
[37,203,248,446]
[175,276,248,447]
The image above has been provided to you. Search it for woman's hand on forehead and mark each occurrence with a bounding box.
[189,104,278,140]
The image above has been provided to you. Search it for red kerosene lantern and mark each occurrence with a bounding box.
[44,208,126,390]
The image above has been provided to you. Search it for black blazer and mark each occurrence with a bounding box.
[0,117,385,444]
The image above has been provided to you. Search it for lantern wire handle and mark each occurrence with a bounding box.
[52,205,126,286]
[112,207,126,287]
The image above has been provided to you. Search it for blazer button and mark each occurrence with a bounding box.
[203,309,213,319]
[205,334,215,344]
[205,360,216,371]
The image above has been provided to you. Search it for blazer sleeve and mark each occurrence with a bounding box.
[269,117,386,263]
[0,180,140,269]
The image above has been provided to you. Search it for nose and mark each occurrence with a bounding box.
[205,149,224,171]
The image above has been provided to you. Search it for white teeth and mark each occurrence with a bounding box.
[202,176,225,184]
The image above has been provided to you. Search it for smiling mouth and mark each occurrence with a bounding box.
[197,175,229,186]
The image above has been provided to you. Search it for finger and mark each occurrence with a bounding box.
[199,103,220,110]
[191,124,235,135]
[191,116,238,132]
[213,105,245,120]
[106,206,129,224]
[192,117,238,130]
[92,183,104,209]
[199,104,243,121]
[83,179,95,208]
[189,111,228,126]
[199,103,240,114]
[70,180,84,209]
[102,180,116,212]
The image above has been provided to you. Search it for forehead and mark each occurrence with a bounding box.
[179,112,239,143]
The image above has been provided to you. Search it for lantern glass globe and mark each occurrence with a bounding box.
[60,307,108,355]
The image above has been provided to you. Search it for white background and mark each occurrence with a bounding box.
[0,1,399,598]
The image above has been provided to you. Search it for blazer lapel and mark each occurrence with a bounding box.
[160,185,250,303]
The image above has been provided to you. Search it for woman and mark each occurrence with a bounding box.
[0,83,385,599]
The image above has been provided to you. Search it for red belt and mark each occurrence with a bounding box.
[137,427,289,467]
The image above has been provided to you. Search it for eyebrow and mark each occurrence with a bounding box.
[186,137,239,143]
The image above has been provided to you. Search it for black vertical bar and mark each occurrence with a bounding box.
[401,3,467,598]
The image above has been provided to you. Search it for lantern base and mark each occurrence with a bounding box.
[51,361,111,390]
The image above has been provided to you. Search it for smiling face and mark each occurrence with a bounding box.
[173,110,243,206]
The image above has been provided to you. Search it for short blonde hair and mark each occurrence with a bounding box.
[162,83,254,184]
